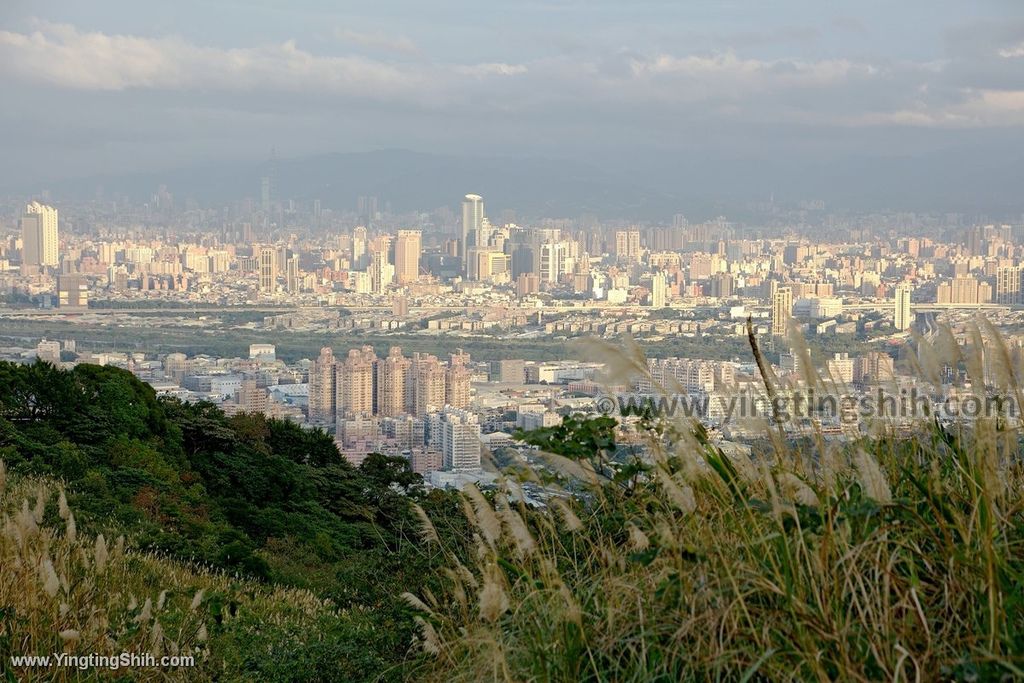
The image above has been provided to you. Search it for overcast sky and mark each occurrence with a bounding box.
[1,1,1023,208]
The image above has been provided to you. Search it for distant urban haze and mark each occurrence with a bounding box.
[1,1,1023,212]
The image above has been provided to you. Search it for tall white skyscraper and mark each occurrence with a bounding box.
[650,272,667,308]
[352,226,367,268]
[286,255,300,294]
[21,201,59,268]
[894,283,913,331]
[440,408,481,472]
[539,241,566,283]
[369,248,395,294]
[461,194,484,271]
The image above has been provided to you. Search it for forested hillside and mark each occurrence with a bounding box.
[0,360,454,680]
[7,352,1024,682]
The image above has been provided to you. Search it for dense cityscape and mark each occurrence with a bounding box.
[4,2,1024,679]
[4,187,1024,493]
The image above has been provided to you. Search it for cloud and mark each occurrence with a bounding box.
[333,28,419,55]
[0,21,1022,131]
[627,52,869,90]
[0,23,414,95]
[999,42,1024,59]
[455,62,528,77]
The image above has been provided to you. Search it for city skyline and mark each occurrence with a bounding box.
[5,4,1024,680]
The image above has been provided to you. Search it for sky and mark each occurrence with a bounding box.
[1,1,1023,209]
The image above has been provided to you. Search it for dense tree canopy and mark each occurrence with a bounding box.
[0,359,453,678]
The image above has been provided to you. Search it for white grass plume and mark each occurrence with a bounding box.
[854,449,892,505]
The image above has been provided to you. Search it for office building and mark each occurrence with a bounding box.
[21,201,59,268]
[308,347,336,423]
[258,246,276,293]
[996,267,1022,305]
[614,229,641,262]
[440,409,481,472]
[489,359,525,384]
[395,230,422,284]
[650,271,667,308]
[461,194,484,270]
[446,351,472,409]
[337,346,376,418]
[286,256,300,294]
[771,285,793,337]
[352,226,368,268]
[376,346,411,417]
[894,283,913,331]
[412,353,447,417]
[369,247,394,294]
[237,380,269,415]
[56,274,88,309]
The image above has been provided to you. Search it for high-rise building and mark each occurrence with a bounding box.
[539,241,565,283]
[489,359,525,384]
[516,273,541,297]
[308,347,336,424]
[352,226,368,268]
[446,351,472,409]
[771,285,793,337]
[376,347,411,417]
[936,276,991,304]
[510,240,536,279]
[395,230,422,284]
[440,409,481,472]
[258,246,276,293]
[21,201,59,268]
[477,216,494,252]
[411,353,447,417]
[410,450,443,476]
[237,380,269,415]
[894,283,913,331]
[650,272,667,308]
[461,194,484,272]
[614,229,641,262]
[469,247,510,281]
[710,272,734,298]
[56,274,88,309]
[369,248,395,293]
[854,352,895,385]
[336,346,376,418]
[996,267,1022,305]
[357,195,380,221]
[285,256,300,294]
[382,415,426,450]
[164,353,188,382]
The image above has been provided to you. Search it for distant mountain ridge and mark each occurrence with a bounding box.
[15,146,1024,219]
[31,149,691,220]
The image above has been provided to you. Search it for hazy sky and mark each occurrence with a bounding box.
[1,1,1023,206]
